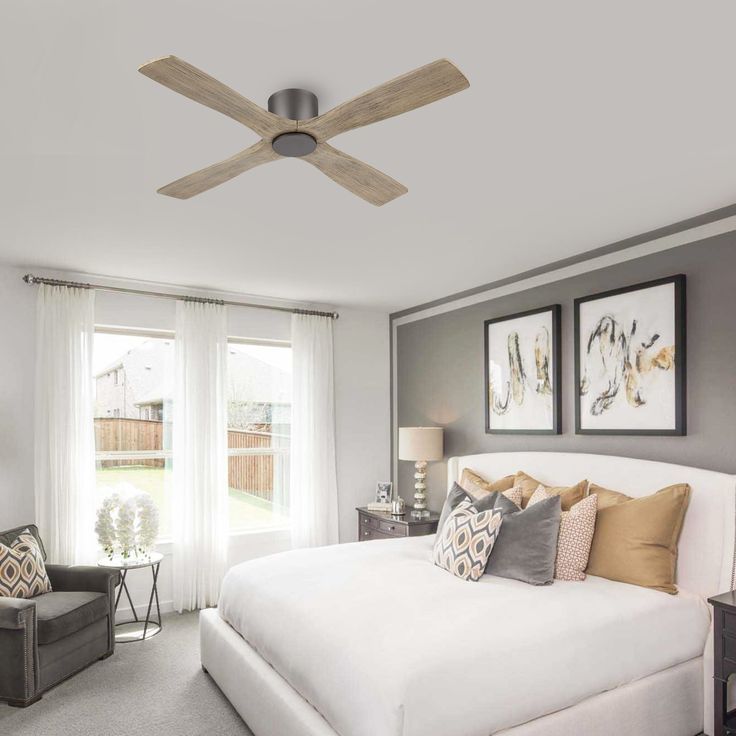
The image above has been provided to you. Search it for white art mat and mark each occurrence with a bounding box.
[578,282,676,430]
[487,310,554,431]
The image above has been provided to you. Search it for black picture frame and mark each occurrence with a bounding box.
[574,274,686,436]
[484,304,562,435]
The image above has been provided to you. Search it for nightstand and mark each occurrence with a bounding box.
[708,590,736,735]
[356,507,440,541]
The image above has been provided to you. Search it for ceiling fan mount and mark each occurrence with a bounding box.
[267,88,319,157]
[138,56,469,205]
[267,88,318,120]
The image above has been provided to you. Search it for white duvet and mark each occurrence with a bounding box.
[218,535,709,736]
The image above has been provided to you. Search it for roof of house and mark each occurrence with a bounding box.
[94,361,123,379]
[96,341,290,404]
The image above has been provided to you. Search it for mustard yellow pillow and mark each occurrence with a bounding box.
[588,483,630,509]
[586,483,690,594]
[460,468,515,497]
[513,471,588,510]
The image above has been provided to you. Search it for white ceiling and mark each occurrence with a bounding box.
[1,1,735,312]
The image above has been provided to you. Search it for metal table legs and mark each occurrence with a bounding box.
[113,561,162,642]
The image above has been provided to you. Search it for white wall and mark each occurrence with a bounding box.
[0,264,390,613]
[0,266,36,529]
[334,309,391,542]
[95,287,391,545]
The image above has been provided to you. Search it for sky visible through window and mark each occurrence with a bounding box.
[229,342,292,373]
[93,333,151,376]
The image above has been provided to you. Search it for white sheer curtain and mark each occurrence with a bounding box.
[34,284,96,565]
[172,300,229,612]
[290,314,339,548]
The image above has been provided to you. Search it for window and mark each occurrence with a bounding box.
[227,341,291,531]
[93,330,290,538]
[93,331,174,539]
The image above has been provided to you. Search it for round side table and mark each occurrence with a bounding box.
[98,552,163,643]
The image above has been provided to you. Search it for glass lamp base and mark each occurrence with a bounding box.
[411,507,430,519]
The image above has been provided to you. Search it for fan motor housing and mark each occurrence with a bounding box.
[271,132,317,157]
[268,89,319,157]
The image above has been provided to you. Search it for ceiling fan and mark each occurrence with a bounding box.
[138,56,469,206]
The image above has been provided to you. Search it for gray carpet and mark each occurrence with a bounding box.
[0,612,255,736]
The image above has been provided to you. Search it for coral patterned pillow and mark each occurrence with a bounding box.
[528,486,598,581]
[433,501,503,582]
[502,485,523,509]
[0,530,52,599]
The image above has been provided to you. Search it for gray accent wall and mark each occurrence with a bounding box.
[395,232,736,511]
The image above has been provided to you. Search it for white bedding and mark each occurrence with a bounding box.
[218,535,710,736]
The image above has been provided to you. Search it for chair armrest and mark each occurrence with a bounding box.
[0,597,36,630]
[0,597,39,702]
[46,565,120,594]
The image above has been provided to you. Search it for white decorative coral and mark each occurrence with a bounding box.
[95,488,160,561]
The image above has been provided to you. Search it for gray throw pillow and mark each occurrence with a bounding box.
[437,483,472,536]
[437,484,503,536]
[484,495,561,585]
[489,491,520,516]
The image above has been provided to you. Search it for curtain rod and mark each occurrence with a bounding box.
[22,274,339,319]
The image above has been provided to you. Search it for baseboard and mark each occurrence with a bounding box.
[115,599,175,619]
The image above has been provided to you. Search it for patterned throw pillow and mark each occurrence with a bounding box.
[433,501,503,581]
[528,486,598,581]
[438,483,520,538]
[502,485,523,509]
[513,471,588,509]
[0,530,53,599]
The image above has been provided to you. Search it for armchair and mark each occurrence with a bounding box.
[0,524,119,707]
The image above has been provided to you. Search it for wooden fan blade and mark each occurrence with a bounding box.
[299,59,469,142]
[139,56,292,140]
[157,139,279,199]
[303,143,407,206]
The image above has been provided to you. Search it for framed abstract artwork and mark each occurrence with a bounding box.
[484,305,561,434]
[574,274,686,435]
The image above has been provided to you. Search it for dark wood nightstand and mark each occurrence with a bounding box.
[708,591,736,735]
[356,507,440,541]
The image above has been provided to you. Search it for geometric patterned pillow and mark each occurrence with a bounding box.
[528,486,598,581]
[433,501,503,581]
[0,530,52,598]
[503,485,523,509]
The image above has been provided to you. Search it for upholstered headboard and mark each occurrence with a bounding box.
[447,452,736,601]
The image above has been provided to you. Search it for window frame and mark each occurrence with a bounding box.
[93,326,175,542]
[226,335,292,535]
[93,326,293,540]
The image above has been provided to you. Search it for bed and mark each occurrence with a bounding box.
[200,452,736,736]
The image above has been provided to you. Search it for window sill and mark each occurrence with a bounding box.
[229,524,291,539]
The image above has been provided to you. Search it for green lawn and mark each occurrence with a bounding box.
[95,466,289,538]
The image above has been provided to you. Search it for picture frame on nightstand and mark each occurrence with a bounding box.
[375,481,392,503]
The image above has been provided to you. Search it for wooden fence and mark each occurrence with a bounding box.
[94,418,164,467]
[94,418,286,500]
[227,428,272,496]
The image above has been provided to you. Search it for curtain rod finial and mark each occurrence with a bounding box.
[23,274,36,284]
[332,312,339,320]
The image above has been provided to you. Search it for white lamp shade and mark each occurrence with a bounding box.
[398,427,443,462]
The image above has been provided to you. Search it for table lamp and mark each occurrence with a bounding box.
[398,427,444,518]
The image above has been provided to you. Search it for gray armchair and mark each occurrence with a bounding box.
[0,524,119,707]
